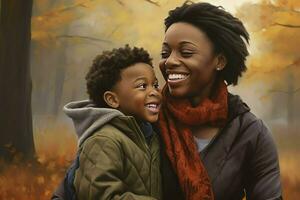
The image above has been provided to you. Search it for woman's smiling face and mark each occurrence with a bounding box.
[159,22,220,100]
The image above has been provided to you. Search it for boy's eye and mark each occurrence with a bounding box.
[154,82,159,89]
[137,83,147,89]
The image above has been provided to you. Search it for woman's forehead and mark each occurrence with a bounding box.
[163,22,213,48]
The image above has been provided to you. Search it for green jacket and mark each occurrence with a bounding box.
[74,116,162,200]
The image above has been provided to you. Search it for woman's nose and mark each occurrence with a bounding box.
[165,52,180,66]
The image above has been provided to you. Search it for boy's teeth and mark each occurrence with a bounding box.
[168,74,188,80]
[147,104,157,108]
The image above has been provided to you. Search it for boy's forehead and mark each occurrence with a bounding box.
[121,63,156,79]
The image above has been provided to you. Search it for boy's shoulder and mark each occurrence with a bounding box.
[81,116,158,154]
[82,122,127,146]
[80,116,140,148]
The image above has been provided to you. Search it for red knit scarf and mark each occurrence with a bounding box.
[158,81,228,200]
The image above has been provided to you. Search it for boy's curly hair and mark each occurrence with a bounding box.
[86,44,153,107]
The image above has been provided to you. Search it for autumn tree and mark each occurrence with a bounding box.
[0,0,35,161]
[30,0,164,118]
[237,0,300,125]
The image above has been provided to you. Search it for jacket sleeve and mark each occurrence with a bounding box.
[75,135,157,200]
[245,120,282,200]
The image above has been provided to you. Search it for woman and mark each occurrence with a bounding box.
[158,1,282,200]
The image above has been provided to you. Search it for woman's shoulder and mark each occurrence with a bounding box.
[239,113,273,144]
[222,108,276,164]
[227,93,273,142]
[228,93,266,130]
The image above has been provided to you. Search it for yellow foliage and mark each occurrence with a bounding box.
[37,176,45,185]
[236,0,300,91]
[32,5,75,31]
[32,0,104,45]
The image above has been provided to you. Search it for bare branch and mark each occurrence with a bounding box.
[107,25,121,38]
[268,4,300,15]
[269,89,290,94]
[294,88,300,93]
[38,0,96,17]
[114,0,160,7]
[56,35,112,43]
[53,1,93,13]
[272,22,300,28]
[79,3,89,8]
[269,88,300,94]
[115,0,125,6]
[286,62,297,68]
[143,0,160,6]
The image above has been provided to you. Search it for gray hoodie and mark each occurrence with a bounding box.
[63,100,124,146]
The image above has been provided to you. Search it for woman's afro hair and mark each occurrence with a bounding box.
[165,1,250,85]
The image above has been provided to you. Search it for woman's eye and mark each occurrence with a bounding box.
[181,51,193,58]
[161,51,170,59]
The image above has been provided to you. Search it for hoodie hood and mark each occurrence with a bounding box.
[63,100,124,146]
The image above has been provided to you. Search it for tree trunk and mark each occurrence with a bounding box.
[287,72,294,125]
[0,0,35,161]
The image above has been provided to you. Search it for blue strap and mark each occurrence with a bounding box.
[139,122,153,144]
[64,149,81,200]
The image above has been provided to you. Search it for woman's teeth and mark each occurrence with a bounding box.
[168,74,188,81]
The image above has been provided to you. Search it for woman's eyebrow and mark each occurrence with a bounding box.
[162,41,197,48]
[179,41,197,47]
[162,42,169,47]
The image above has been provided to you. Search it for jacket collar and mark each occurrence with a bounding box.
[110,116,154,153]
[227,93,250,121]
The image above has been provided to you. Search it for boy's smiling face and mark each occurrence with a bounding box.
[107,63,162,123]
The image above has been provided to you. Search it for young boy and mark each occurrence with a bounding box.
[53,45,162,200]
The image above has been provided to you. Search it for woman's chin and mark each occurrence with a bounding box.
[168,87,188,99]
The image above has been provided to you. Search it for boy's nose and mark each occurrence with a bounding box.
[149,88,161,97]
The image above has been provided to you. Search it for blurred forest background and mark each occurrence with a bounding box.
[0,0,299,199]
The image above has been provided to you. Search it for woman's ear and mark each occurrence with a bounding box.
[215,54,227,71]
[103,91,119,108]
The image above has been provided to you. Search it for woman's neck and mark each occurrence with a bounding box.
[189,78,216,107]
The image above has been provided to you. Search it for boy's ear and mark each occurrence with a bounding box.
[215,54,227,71]
[103,91,119,108]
